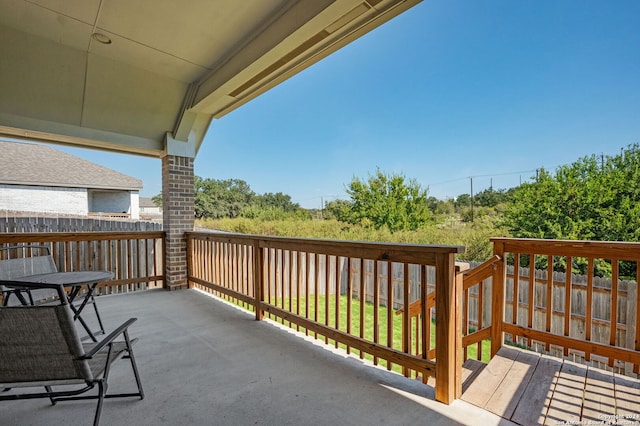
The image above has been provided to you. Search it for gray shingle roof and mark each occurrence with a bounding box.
[0,141,142,190]
[139,197,159,208]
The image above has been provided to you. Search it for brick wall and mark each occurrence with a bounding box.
[162,155,194,290]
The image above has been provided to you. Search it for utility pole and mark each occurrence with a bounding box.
[320,196,324,220]
[470,177,474,223]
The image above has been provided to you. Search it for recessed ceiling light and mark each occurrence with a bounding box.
[92,32,112,45]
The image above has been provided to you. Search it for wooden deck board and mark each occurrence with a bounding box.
[462,346,519,408]
[614,373,640,416]
[461,346,640,425]
[543,360,586,426]
[511,354,562,426]
[461,358,486,393]
[582,367,616,421]
[484,350,540,419]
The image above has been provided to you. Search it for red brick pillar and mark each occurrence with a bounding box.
[162,155,194,290]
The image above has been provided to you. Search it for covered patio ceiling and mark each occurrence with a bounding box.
[0,0,421,158]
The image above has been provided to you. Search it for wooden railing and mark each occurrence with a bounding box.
[491,238,640,375]
[461,255,500,362]
[187,231,464,404]
[0,232,165,293]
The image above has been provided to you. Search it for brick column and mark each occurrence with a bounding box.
[162,155,194,290]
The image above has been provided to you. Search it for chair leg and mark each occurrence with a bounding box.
[124,330,144,399]
[93,380,106,426]
[45,386,56,405]
[91,294,106,335]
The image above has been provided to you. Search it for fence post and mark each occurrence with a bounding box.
[253,240,264,321]
[491,240,506,357]
[186,233,193,289]
[435,252,461,404]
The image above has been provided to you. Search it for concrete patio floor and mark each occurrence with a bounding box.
[2,289,514,426]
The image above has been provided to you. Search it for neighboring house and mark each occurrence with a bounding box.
[139,197,162,220]
[0,141,142,219]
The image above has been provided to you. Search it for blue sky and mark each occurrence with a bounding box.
[53,1,640,208]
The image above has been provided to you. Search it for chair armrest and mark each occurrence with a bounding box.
[81,317,138,359]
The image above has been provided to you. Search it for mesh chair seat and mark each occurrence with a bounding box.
[0,282,144,426]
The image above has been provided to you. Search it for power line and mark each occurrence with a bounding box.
[427,168,539,188]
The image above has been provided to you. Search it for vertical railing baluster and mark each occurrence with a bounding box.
[296,251,302,331]
[314,253,319,339]
[359,259,365,359]
[477,277,483,361]
[305,252,311,336]
[253,241,264,321]
[491,241,506,357]
[387,260,394,371]
[373,260,380,366]
[335,255,340,348]
[513,253,520,330]
[290,250,294,325]
[545,255,553,352]
[324,254,330,344]
[347,257,353,354]
[421,264,429,367]
[635,262,640,374]
[528,253,535,347]
[563,256,572,357]
[609,258,619,367]
[402,261,409,376]
[585,257,594,362]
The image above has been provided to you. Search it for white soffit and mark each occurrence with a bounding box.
[0,0,422,157]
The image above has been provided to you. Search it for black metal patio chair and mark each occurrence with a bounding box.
[0,245,57,306]
[0,281,144,426]
[0,244,106,337]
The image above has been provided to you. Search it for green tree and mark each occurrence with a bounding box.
[426,196,455,216]
[474,188,511,207]
[454,193,471,209]
[324,199,354,222]
[195,177,255,219]
[254,192,300,212]
[151,193,163,207]
[503,147,640,241]
[345,169,431,232]
[503,144,640,276]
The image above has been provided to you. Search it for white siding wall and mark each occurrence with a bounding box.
[130,192,139,219]
[0,184,88,215]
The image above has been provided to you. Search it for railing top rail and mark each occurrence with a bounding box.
[0,231,164,243]
[188,231,464,265]
[491,237,640,260]
[462,255,500,290]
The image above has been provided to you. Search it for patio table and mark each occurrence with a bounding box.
[2,270,114,342]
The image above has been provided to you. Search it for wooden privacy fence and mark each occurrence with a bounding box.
[490,238,640,375]
[186,231,464,404]
[0,232,165,293]
[0,215,162,233]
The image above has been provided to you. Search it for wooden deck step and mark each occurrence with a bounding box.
[461,346,640,425]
